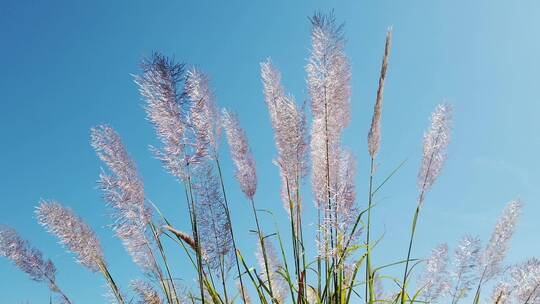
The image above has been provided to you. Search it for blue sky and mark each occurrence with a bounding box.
[1,0,540,302]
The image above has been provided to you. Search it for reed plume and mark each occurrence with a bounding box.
[162,225,198,253]
[401,104,453,303]
[482,200,522,281]
[260,59,308,216]
[307,12,351,209]
[367,29,391,158]
[91,125,156,274]
[135,53,187,179]
[221,109,257,199]
[192,162,234,280]
[490,282,511,304]
[449,235,481,302]
[131,280,163,304]
[510,258,540,303]
[185,68,221,160]
[417,104,453,205]
[417,243,451,303]
[0,226,71,303]
[36,200,104,272]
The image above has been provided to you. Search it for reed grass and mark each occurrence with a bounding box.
[0,11,537,304]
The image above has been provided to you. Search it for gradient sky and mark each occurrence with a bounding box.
[1,0,540,303]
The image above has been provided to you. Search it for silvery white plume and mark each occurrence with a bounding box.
[417,243,451,303]
[510,258,540,303]
[192,162,234,279]
[36,200,104,272]
[91,125,156,274]
[307,12,351,208]
[185,68,221,160]
[131,280,162,304]
[482,200,522,281]
[417,104,453,205]
[0,226,57,287]
[135,53,187,179]
[221,109,257,199]
[261,59,308,216]
[450,235,481,301]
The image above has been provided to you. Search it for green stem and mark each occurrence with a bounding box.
[216,157,247,303]
[97,259,125,304]
[365,157,375,304]
[250,197,275,302]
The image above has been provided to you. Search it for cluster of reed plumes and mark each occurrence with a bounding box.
[1,12,537,304]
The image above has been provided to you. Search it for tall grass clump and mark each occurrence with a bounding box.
[1,12,537,304]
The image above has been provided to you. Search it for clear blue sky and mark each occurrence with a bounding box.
[1,0,539,302]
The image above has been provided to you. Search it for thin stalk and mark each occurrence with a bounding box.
[250,197,275,302]
[285,179,300,287]
[215,157,247,303]
[186,163,206,304]
[296,180,307,304]
[47,278,72,304]
[400,205,420,304]
[472,267,487,304]
[365,157,375,304]
[317,207,322,301]
[400,136,439,304]
[96,259,125,304]
[150,222,180,304]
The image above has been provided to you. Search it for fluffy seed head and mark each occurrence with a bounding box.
[36,200,104,272]
[135,53,187,179]
[131,280,162,304]
[307,12,351,209]
[490,282,511,304]
[450,235,481,300]
[510,258,540,303]
[307,12,351,137]
[185,68,221,160]
[0,226,57,286]
[193,162,234,278]
[482,200,522,281]
[417,243,451,302]
[222,109,257,199]
[91,125,155,273]
[367,30,391,158]
[261,59,308,215]
[417,104,453,205]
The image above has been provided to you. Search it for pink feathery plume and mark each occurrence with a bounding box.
[417,243,451,303]
[131,280,163,304]
[490,282,511,304]
[261,59,308,215]
[0,225,57,288]
[482,200,522,281]
[367,30,391,158]
[306,12,351,209]
[134,53,187,179]
[221,109,257,199]
[255,238,289,302]
[36,200,104,272]
[91,125,156,274]
[192,162,234,279]
[417,104,453,205]
[510,258,540,303]
[185,68,221,160]
[450,235,481,300]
